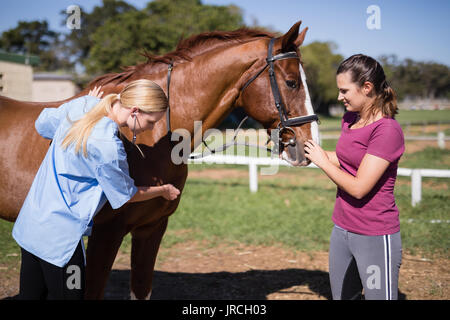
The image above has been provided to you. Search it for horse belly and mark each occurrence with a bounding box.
[0,102,47,221]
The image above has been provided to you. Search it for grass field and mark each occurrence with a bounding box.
[133,144,449,257]
[153,158,449,257]
[0,126,449,273]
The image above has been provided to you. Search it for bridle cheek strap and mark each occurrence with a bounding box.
[241,38,319,131]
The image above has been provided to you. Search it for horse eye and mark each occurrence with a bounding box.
[286,80,297,89]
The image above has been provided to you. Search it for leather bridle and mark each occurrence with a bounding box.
[241,37,319,148]
[164,37,319,157]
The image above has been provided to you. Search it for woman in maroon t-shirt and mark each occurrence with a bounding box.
[304,54,405,300]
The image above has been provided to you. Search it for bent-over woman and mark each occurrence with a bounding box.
[13,80,180,300]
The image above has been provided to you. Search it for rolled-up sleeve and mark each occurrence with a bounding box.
[95,157,138,209]
[35,96,100,140]
[35,105,70,139]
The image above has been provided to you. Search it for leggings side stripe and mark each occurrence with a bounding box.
[384,235,392,300]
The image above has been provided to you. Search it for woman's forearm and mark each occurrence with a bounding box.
[325,151,340,167]
[305,139,384,200]
[319,160,363,199]
[128,185,166,203]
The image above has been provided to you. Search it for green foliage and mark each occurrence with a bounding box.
[85,10,150,74]
[0,20,56,54]
[301,41,343,115]
[63,0,138,68]
[379,55,450,100]
[0,20,73,71]
[86,0,244,74]
[1,0,448,108]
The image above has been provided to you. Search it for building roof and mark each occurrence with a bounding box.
[33,73,74,81]
[0,50,40,66]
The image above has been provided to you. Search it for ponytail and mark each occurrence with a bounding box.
[61,93,119,157]
[373,80,398,119]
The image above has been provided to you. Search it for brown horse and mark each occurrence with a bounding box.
[0,21,318,299]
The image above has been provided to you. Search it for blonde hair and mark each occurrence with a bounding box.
[61,79,168,157]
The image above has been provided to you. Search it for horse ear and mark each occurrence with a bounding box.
[294,27,308,47]
[281,21,302,52]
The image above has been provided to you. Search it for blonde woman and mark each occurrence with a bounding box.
[13,79,180,300]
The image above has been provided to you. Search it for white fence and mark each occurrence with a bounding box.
[188,154,450,207]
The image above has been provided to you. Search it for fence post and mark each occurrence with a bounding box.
[411,169,422,207]
[438,131,445,149]
[249,162,258,193]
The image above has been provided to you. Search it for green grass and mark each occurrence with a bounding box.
[395,176,450,256]
[399,147,450,169]
[0,220,20,267]
[395,110,450,125]
[153,169,449,257]
[1,144,448,271]
[163,173,335,251]
[317,109,450,130]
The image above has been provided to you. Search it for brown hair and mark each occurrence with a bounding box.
[337,54,398,118]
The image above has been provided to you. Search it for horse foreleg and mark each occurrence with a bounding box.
[130,217,168,300]
[84,218,125,300]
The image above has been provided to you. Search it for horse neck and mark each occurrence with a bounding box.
[156,41,263,150]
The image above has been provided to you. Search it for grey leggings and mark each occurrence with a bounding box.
[329,225,402,300]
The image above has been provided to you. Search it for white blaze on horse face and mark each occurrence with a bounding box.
[299,64,319,144]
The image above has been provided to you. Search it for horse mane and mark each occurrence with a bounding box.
[89,28,275,86]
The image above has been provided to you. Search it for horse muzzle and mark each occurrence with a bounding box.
[281,142,310,167]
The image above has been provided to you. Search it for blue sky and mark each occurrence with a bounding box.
[1,0,449,66]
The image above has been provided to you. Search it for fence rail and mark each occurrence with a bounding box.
[188,154,450,207]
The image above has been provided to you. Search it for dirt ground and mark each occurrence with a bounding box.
[105,240,448,300]
[2,240,447,300]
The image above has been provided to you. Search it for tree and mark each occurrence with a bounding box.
[379,55,450,100]
[62,0,138,68]
[85,0,245,74]
[301,41,343,115]
[0,20,72,71]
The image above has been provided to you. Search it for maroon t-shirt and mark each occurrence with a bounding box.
[332,112,405,235]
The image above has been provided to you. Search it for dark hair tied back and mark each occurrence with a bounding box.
[337,54,398,118]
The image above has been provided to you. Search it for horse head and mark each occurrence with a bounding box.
[236,21,319,166]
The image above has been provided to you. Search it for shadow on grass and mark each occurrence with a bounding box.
[3,267,407,300]
[104,268,331,300]
[103,268,406,300]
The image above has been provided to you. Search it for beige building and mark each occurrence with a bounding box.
[32,73,79,102]
[0,51,78,102]
[0,51,37,101]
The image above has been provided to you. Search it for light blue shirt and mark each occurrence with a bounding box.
[12,95,138,267]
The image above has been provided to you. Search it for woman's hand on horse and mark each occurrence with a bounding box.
[162,184,180,200]
[304,139,330,168]
[88,86,104,98]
